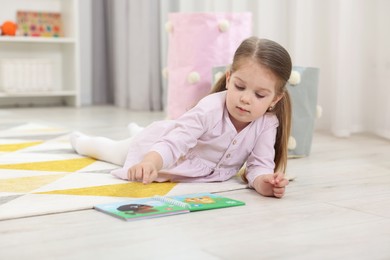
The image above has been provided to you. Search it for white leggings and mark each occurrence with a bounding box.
[74,136,133,166]
[71,124,144,166]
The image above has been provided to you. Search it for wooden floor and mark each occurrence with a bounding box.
[1,106,390,260]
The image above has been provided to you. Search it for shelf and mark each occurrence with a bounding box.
[0,91,77,97]
[0,36,76,44]
[0,0,80,107]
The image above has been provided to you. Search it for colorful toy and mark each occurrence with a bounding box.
[17,11,62,37]
[1,21,17,36]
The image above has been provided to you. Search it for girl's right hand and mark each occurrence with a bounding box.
[127,162,158,184]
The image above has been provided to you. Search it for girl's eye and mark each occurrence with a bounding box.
[255,93,265,99]
[235,85,244,90]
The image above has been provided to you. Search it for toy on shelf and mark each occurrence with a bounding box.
[17,11,62,37]
[0,21,17,36]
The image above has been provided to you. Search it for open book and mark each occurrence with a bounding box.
[94,192,245,221]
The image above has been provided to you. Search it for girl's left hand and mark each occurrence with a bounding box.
[253,172,289,198]
[268,172,289,198]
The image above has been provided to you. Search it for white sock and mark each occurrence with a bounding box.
[127,122,144,137]
[69,131,88,154]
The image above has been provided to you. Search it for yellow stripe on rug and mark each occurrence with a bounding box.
[0,141,43,152]
[0,174,67,193]
[36,182,177,198]
[0,158,96,172]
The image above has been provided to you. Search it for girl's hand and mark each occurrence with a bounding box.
[128,151,163,184]
[253,172,289,198]
[127,162,158,184]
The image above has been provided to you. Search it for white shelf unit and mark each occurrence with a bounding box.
[0,0,80,107]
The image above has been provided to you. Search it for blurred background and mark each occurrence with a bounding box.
[86,0,390,140]
[0,0,389,140]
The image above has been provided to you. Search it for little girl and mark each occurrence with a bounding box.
[71,36,292,198]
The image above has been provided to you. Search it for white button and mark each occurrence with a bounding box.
[233,140,237,145]
[226,154,231,158]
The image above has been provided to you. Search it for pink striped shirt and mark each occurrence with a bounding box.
[111,91,278,187]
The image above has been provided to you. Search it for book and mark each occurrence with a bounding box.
[94,192,245,221]
[94,197,189,221]
[162,192,245,212]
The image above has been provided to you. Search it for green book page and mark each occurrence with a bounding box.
[94,198,189,221]
[169,193,245,212]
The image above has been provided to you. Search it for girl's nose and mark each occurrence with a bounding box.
[240,93,250,104]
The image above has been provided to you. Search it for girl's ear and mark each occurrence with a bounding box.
[271,93,284,108]
[225,71,231,89]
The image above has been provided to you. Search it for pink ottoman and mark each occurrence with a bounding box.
[165,12,252,119]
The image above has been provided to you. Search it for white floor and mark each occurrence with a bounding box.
[1,106,390,260]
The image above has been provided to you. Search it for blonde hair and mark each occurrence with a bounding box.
[211,37,292,176]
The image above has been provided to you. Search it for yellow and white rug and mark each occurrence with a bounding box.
[0,123,246,220]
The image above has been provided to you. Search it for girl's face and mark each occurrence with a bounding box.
[226,58,283,132]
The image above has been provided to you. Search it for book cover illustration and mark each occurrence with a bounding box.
[94,198,189,221]
[166,193,245,212]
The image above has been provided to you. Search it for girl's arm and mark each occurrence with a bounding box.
[245,114,279,187]
[244,114,290,197]
[127,94,219,184]
[148,94,223,170]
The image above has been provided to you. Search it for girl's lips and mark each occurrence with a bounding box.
[237,106,249,113]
